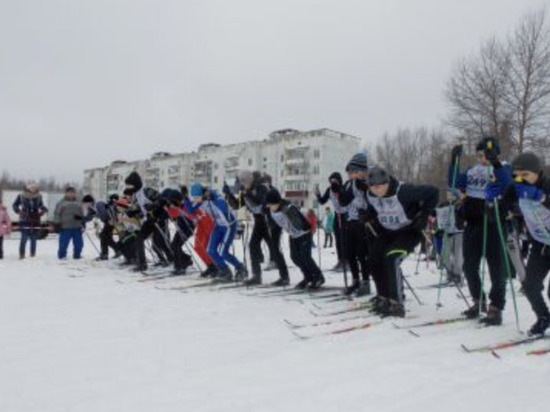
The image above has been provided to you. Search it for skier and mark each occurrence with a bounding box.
[112,196,139,266]
[331,153,371,296]
[53,186,85,260]
[0,200,12,259]
[503,152,550,335]
[124,172,173,272]
[80,194,122,260]
[12,182,48,259]
[265,189,325,289]
[181,185,217,278]
[185,183,247,282]
[363,166,439,317]
[450,137,512,325]
[223,171,289,286]
[161,189,195,276]
[315,172,348,270]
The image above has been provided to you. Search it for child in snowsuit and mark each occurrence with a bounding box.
[0,201,12,259]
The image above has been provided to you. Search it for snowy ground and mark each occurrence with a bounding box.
[0,233,548,412]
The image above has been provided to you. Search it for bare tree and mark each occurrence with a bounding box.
[506,9,550,153]
[445,36,514,154]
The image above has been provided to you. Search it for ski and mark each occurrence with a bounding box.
[137,271,174,282]
[292,320,383,340]
[309,301,372,317]
[461,335,549,356]
[392,316,470,330]
[526,347,550,356]
[283,313,374,329]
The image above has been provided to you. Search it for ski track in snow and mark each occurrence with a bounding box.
[0,237,548,412]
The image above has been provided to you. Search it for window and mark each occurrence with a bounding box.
[313,165,320,175]
[313,149,320,159]
[248,158,252,166]
[214,163,218,170]
[280,154,284,161]
[214,176,218,184]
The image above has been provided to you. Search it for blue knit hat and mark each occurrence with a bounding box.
[190,183,203,197]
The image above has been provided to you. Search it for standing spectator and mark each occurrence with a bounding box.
[322,206,335,248]
[12,182,48,259]
[53,187,84,260]
[0,201,12,259]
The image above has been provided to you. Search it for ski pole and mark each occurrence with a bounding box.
[494,199,521,333]
[84,229,101,256]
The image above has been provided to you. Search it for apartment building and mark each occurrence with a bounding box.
[83,128,361,209]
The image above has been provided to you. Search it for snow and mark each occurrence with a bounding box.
[0,234,548,412]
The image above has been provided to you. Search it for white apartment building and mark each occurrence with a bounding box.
[83,128,361,209]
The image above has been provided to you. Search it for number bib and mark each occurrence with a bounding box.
[519,198,550,246]
[465,164,492,200]
[367,184,411,231]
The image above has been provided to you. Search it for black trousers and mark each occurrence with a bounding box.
[523,241,550,319]
[99,223,118,257]
[171,231,192,270]
[249,215,288,279]
[369,230,421,302]
[463,222,507,310]
[117,232,137,261]
[334,213,347,264]
[0,236,3,259]
[136,218,174,267]
[290,233,322,282]
[346,220,369,282]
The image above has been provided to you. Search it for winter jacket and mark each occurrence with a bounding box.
[226,176,271,216]
[0,206,11,236]
[365,176,439,235]
[322,211,335,233]
[54,197,84,230]
[269,200,311,239]
[449,161,512,224]
[184,190,236,227]
[12,190,48,225]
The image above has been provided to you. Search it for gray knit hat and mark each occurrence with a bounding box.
[346,152,368,172]
[366,166,390,186]
[512,152,542,174]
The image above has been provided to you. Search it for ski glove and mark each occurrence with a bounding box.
[451,144,462,164]
[514,183,544,202]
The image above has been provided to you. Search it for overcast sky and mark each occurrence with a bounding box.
[1,0,548,182]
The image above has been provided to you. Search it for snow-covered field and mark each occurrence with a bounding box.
[0,234,548,412]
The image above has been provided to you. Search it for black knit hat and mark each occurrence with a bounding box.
[346,152,368,172]
[476,136,500,155]
[82,194,95,203]
[512,152,542,174]
[366,166,390,186]
[265,188,282,205]
[329,172,343,185]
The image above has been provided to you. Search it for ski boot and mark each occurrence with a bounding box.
[213,267,233,283]
[479,305,502,326]
[309,273,326,290]
[200,264,217,278]
[171,268,187,276]
[295,278,310,290]
[272,278,290,287]
[528,316,550,336]
[379,300,406,318]
[462,299,487,319]
[235,266,249,282]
